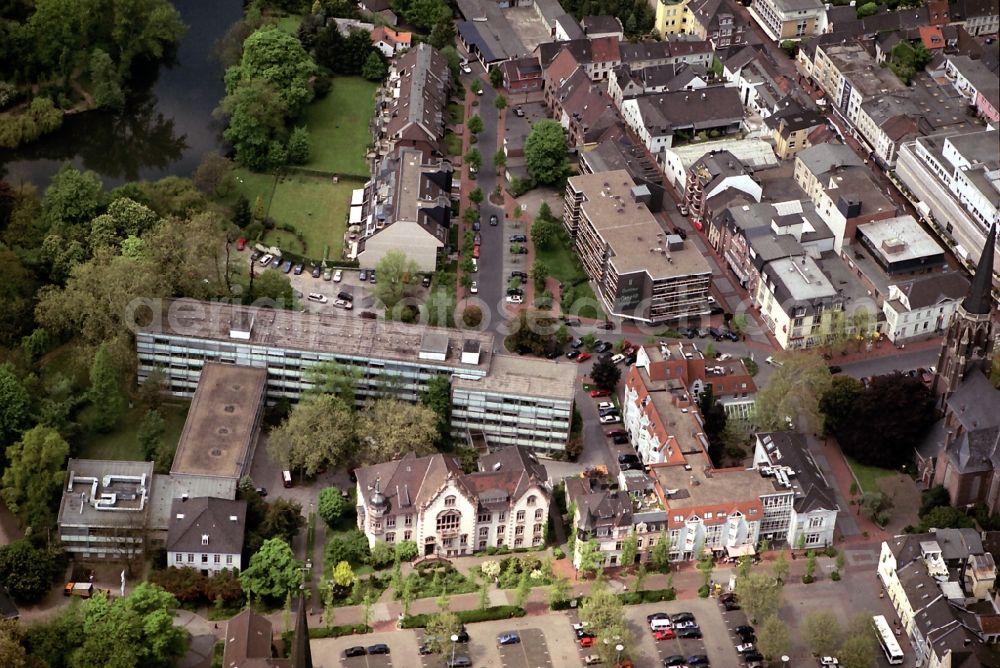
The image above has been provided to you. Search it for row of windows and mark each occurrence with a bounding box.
[174,553,234,565]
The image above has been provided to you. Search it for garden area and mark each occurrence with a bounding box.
[529,205,604,319]
[78,402,189,462]
[301,77,378,178]
[845,456,895,495]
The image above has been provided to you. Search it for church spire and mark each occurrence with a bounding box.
[963,222,996,315]
[290,594,313,668]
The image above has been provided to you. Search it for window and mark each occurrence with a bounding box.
[444,495,456,507]
[479,527,489,537]
[386,517,396,528]
[497,535,504,546]
[637,539,644,548]
[436,511,461,532]
[497,512,506,522]
[202,554,208,563]
[404,530,412,541]
[226,555,233,565]
[478,540,487,550]
[514,537,523,547]
[175,553,182,563]
[201,535,209,546]
[516,510,525,521]
[404,515,413,526]
[214,554,221,564]
[478,513,491,523]
[534,509,543,520]
[460,534,468,545]
[533,523,543,534]
[527,495,536,506]
[188,554,194,563]
[615,541,623,550]
[515,526,524,535]
[808,516,824,528]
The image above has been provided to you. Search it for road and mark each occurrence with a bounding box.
[837,345,940,379]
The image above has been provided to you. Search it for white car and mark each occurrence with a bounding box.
[470,281,478,294]
[599,414,621,424]
[572,622,590,632]
[764,355,783,367]
[736,642,756,653]
[307,293,328,303]
[259,253,273,266]
[583,655,602,665]
[820,658,839,667]
[506,295,523,304]
[611,353,626,364]
[333,269,343,282]
[471,258,478,273]
[717,353,732,361]
[461,64,472,74]
[597,402,615,411]
[333,298,353,310]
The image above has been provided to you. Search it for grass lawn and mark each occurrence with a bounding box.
[229,169,276,209]
[535,234,605,320]
[275,14,303,34]
[78,402,190,461]
[266,173,361,258]
[845,456,895,495]
[444,132,462,156]
[302,77,378,177]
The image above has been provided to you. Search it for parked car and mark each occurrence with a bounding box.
[735,625,754,636]
[367,644,389,655]
[566,351,580,360]
[510,271,528,280]
[470,281,478,294]
[461,64,472,73]
[736,643,756,654]
[590,389,611,397]
[333,298,353,310]
[678,204,690,216]
[490,214,498,226]
[671,612,696,623]
[250,250,262,262]
[293,263,304,275]
[612,434,628,444]
[311,264,322,278]
[307,293,328,303]
[577,630,595,640]
[607,429,627,437]
[673,620,698,630]
[671,226,687,239]
[369,270,376,283]
[344,646,366,657]
[583,655,602,665]
[422,274,432,287]
[509,234,527,243]
[687,655,709,666]
[359,269,368,281]
[663,657,686,668]
[595,341,613,353]
[764,355,782,367]
[338,291,354,302]
[497,633,520,646]
[598,407,619,417]
[743,650,764,663]
[506,294,523,304]
[828,365,843,374]
[322,267,332,281]
[724,329,740,341]
[677,628,702,639]
[514,107,525,117]
[681,327,697,339]
[563,318,581,326]
[611,353,626,364]
[580,636,595,648]
[545,349,561,359]
[447,657,472,668]
[259,253,273,266]
[654,629,675,641]
[333,269,343,282]
[708,327,724,341]
[577,352,592,363]
[599,414,621,424]
[271,256,282,268]
[474,232,482,245]
[473,220,481,231]
[598,401,615,411]
[256,487,267,496]
[236,238,246,250]
[737,630,756,643]
[820,657,840,667]
[570,338,584,349]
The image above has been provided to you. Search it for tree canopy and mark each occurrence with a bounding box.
[240,538,304,603]
[524,120,569,185]
[0,539,61,604]
[1,426,69,528]
[357,399,439,464]
[374,251,420,310]
[267,394,356,476]
[752,351,832,433]
[590,355,621,393]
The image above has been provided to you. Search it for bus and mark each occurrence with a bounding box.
[873,614,904,665]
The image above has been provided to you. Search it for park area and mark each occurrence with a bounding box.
[301,77,378,178]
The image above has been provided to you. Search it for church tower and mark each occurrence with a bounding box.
[934,223,996,399]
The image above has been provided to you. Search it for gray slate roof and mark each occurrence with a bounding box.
[166,497,247,555]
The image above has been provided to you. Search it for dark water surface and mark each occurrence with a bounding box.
[0,0,243,188]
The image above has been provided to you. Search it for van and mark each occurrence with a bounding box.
[649,618,673,631]
[64,582,94,598]
[282,470,292,488]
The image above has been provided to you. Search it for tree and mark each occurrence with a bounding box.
[233,195,252,229]
[650,531,672,572]
[393,0,451,31]
[620,529,638,569]
[856,1,878,17]
[137,409,166,465]
[0,618,27,668]
[772,551,789,584]
[576,538,604,576]
[193,151,235,196]
[357,399,439,463]
[422,374,452,446]
[2,426,68,528]
[425,610,461,654]
[88,345,126,433]
[524,120,569,185]
[395,540,419,562]
[919,485,952,517]
[464,148,482,171]
[838,620,878,668]
[860,492,893,527]
[696,548,714,593]
[468,187,484,205]
[42,164,103,234]
[495,94,507,110]
[549,575,571,607]
[489,66,503,88]
[514,568,531,607]
[286,126,310,164]
[225,26,317,115]
[916,504,976,532]
[304,360,360,405]
[803,550,817,583]
[0,539,60,604]
[89,48,125,109]
[580,580,633,665]
[752,351,833,433]
[757,614,790,660]
[374,250,420,310]
[493,149,506,172]
[531,259,549,292]
[819,375,864,436]
[318,487,348,527]
[71,583,187,668]
[698,384,727,465]
[467,114,484,135]
[429,18,456,50]
[362,51,388,81]
[240,538,304,603]
[470,79,482,95]
[332,560,355,589]
[218,77,290,170]
[734,571,782,623]
[837,373,935,469]
[0,364,29,446]
[268,395,356,476]
[22,602,84,668]
[590,355,621,393]
[803,610,843,657]
[531,216,558,248]
[325,530,371,567]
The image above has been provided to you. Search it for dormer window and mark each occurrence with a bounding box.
[201,534,209,546]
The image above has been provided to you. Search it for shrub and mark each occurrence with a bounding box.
[619,587,676,605]
[552,548,565,560]
[282,624,370,642]
[697,584,710,598]
[824,546,838,558]
[802,574,814,584]
[401,605,526,628]
[831,571,841,581]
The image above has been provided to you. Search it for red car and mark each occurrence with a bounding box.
[654,629,675,641]
[580,636,595,648]
[236,238,246,251]
[577,352,591,363]
[590,389,611,398]
[473,244,480,258]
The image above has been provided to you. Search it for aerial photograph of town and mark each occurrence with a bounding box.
[0,0,997,666]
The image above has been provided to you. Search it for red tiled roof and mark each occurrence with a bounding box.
[590,36,621,63]
[918,25,946,49]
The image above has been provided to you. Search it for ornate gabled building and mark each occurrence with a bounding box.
[354,447,551,557]
[935,222,996,400]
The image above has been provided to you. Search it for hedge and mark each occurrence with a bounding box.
[550,587,677,611]
[281,624,371,643]
[401,605,526,629]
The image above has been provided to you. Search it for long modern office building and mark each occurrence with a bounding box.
[135,299,574,454]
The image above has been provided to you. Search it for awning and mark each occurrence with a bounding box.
[726,545,756,558]
[351,188,365,206]
[349,206,364,224]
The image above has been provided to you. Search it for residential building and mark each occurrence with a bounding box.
[450,355,576,456]
[582,15,625,39]
[946,55,1000,123]
[170,363,267,501]
[810,42,907,126]
[756,254,846,349]
[724,49,791,119]
[223,598,313,668]
[537,36,623,82]
[949,0,1000,36]
[660,137,779,192]
[877,532,1000,668]
[554,14,586,41]
[882,272,971,343]
[685,151,763,225]
[764,104,825,159]
[564,170,712,324]
[167,497,246,575]
[370,26,411,57]
[749,0,824,41]
[620,87,744,153]
[579,123,668,212]
[500,56,544,96]
[655,0,691,36]
[372,44,451,160]
[354,447,551,555]
[455,0,527,66]
[687,0,751,48]
[550,68,618,146]
[607,63,709,108]
[356,147,452,272]
[359,0,397,24]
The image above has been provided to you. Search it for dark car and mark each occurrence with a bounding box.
[359,270,368,281]
[473,220,481,231]
[708,327,724,341]
[344,646,366,657]
[311,264,322,278]
[570,339,584,349]
[507,288,524,297]
[597,320,615,330]
[447,657,472,668]
[671,226,687,239]
[250,250,262,261]
[738,631,756,643]
[595,341,613,353]
[599,408,619,418]
[687,656,710,666]
[828,365,843,374]
[612,434,629,444]
[681,327,697,339]
[563,318,581,326]
[678,628,703,639]
[647,612,670,622]
[663,656,686,668]
[497,633,520,646]
[671,612,696,623]
[510,271,528,280]
[367,644,390,655]
[455,629,470,643]
[270,256,282,268]
[545,349,561,359]
[624,354,637,365]
[255,487,267,497]
[607,429,627,437]
[723,599,741,611]
[618,453,640,463]
[293,263,304,275]
[490,214,498,226]
[509,234,527,243]
[710,305,725,315]
[566,351,580,360]
[576,630,596,640]
[735,625,754,635]
[724,329,740,342]
[743,650,764,662]
[369,270,376,283]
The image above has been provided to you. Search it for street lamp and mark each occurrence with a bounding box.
[781,655,790,668]
[450,634,459,666]
[615,643,624,666]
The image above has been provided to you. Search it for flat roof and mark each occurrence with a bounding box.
[58,459,154,529]
[453,354,576,401]
[857,215,945,263]
[652,455,780,509]
[767,256,838,301]
[669,138,780,172]
[138,299,495,373]
[171,363,266,479]
[571,170,712,279]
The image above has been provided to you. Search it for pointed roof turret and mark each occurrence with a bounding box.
[963,222,996,315]
[290,594,313,668]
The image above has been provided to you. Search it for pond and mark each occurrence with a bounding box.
[0,0,243,188]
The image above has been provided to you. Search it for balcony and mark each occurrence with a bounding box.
[437,527,461,537]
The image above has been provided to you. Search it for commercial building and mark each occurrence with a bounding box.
[620,87,744,153]
[137,299,575,454]
[945,56,1000,124]
[855,216,947,276]
[748,0,824,41]
[564,171,712,324]
[354,447,551,556]
[355,147,452,272]
[167,497,247,575]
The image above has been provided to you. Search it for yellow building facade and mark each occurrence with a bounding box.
[655,0,691,36]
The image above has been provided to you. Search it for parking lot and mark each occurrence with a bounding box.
[311,629,421,668]
[627,598,750,667]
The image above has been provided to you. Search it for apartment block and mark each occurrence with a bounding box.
[564,171,712,325]
[655,0,691,36]
[748,0,824,41]
[372,44,450,160]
